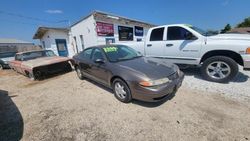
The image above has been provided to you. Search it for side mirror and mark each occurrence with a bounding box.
[95,58,105,64]
[185,32,197,40]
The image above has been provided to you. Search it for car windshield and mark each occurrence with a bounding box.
[0,52,16,58]
[22,50,56,61]
[103,45,142,62]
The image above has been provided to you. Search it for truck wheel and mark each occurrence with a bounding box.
[201,56,238,83]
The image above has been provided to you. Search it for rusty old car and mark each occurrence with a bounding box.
[9,50,73,80]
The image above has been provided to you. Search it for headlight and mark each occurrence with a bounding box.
[246,47,250,54]
[3,61,8,64]
[140,78,170,87]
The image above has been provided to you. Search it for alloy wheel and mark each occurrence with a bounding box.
[114,82,127,100]
[206,61,231,80]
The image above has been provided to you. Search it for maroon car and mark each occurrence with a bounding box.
[9,50,73,80]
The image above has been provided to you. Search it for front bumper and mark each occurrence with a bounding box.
[130,71,184,102]
[242,55,250,71]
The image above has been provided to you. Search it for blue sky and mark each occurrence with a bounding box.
[0,0,249,44]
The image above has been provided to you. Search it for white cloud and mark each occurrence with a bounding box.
[45,10,63,14]
[222,0,230,6]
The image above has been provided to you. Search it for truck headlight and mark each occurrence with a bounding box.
[140,78,170,87]
[3,61,8,64]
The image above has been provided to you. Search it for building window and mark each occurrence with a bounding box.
[118,26,134,41]
[80,35,84,51]
[42,41,46,49]
[73,36,79,53]
[150,27,164,41]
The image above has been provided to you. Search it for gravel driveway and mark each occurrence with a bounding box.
[0,69,250,141]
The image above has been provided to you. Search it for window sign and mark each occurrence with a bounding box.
[135,26,144,36]
[118,26,134,41]
[96,22,114,36]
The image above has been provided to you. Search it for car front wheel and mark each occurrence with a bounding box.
[201,56,238,83]
[112,78,132,103]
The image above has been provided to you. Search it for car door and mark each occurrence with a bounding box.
[90,48,110,86]
[145,27,166,57]
[164,26,202,64]
[12,54,22,73]
[78,48,94,78]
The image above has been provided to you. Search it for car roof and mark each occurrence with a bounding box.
[87,44,126,49]
[16,50,51,55]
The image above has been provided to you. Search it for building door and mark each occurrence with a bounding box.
[55,39,68,57]
[80,35,85,51]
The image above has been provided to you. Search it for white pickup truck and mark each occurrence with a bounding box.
[121,24,250,83]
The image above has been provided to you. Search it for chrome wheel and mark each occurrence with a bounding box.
[114,82,127,100]
[206,61,231,80]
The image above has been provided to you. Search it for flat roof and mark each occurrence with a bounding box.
[33,27,69,39]
[0,38,33,44]
[71,10,156,27]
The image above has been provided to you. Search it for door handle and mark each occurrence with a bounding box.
[166,44,173,47]
[147,44,152,47]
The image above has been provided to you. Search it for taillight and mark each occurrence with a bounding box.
[246,47,250,54]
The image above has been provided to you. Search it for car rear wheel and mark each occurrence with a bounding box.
[0,64,3,70]
[28,72,35,81]
[75,66,84,80]
[201,56,238,83]
[112,78,132,103]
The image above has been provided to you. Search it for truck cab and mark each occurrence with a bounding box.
[120,24,250,83]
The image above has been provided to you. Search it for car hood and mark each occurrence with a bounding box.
[22,56,71,68]
[115,57,178,80]
[208,33,250,41]
[0,57,15,62]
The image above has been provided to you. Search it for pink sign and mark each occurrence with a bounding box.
[96,22,114,36]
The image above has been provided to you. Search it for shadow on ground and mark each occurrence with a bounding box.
[82,77,176,108]
[181,67,249,83]
[0,90,23,141]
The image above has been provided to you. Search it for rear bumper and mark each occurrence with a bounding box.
[130,72,184,102]
[242,55,250,71]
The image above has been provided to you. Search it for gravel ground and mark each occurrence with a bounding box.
[182,66,250,101]
[0,69,250,141]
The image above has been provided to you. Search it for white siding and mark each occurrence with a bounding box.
[70,15,97,53]
[40,30,73,57]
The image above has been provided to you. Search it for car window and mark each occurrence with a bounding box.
[15,54,22,61]
[0,52,16,58]
[150,27,164,41]
[167,26,193,40]
[103,45,142,62]
[91,48,104,61]
[81,48,93,60]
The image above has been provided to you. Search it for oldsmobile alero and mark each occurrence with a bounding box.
[73,45,184,103]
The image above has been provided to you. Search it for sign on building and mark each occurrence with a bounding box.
[96,22,114,36]
[135,26,144,36]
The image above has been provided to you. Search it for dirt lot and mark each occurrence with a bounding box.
[0,70,250,141]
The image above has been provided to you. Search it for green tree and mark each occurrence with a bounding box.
[237,17,250,28]
[220,24,232,33]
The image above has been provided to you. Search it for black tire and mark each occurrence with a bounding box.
[65,63,72,72]
[28,72,35,81]
[201,56,238,83]
[75,66,84,80]
[112,78,132,103]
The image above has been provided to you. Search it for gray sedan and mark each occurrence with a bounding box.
[73,45,184,103]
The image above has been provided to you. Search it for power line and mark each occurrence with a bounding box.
[0,10,55,23]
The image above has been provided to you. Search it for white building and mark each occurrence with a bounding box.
[70,11,155,54]
[33,27,74,57]
[33,11,155,57]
